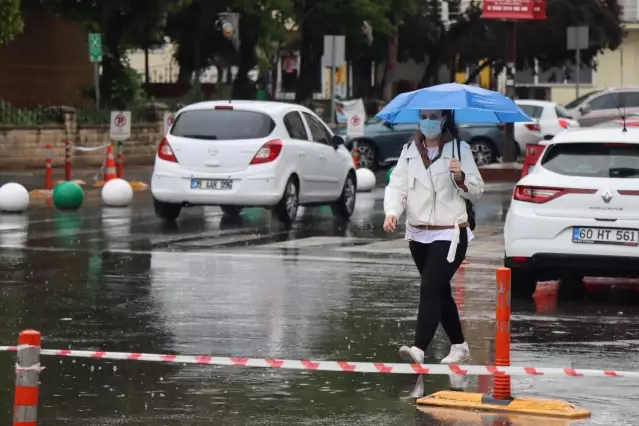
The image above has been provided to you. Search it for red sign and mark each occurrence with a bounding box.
[482,0,546,20]
[351,116,361,126]
[114,113,126,127]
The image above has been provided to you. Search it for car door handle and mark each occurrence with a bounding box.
[319,155,327,161]
[298,152,306,157]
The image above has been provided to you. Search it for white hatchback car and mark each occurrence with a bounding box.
[151,101,357,224]
[516,99,580,139]
[504,127,639,298]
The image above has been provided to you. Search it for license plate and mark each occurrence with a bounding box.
[572,227,639,246]
[191,179,233,190]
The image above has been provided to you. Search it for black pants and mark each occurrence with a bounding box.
[408,229,468,351]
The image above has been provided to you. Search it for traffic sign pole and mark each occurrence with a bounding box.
[88,34,103,110]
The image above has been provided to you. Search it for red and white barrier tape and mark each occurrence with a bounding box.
[1,346,638,378]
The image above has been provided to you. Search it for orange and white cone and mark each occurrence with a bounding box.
[104,145,117,183]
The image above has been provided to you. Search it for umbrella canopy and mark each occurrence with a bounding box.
[376,83,533,124]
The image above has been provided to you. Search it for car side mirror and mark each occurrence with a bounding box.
[579,104,591,115]
[331,135,345,149]
[383,121,394,130]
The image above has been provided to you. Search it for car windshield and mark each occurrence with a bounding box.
[170,109,275,140]
[541,142,639,178]
[564,90,601,110]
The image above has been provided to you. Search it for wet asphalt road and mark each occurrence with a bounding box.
[0,176,639,425]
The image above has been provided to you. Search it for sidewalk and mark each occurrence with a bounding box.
[0,166,154,191]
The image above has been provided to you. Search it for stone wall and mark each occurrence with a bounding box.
[0,114,165,171]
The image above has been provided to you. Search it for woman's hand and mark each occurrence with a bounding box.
[383,215,397,232]
[449,158,463,181]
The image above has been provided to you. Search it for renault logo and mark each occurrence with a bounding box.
[208,148,218,156]
[601,189,613,203]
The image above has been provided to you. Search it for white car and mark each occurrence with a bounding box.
[504,127,639,298]
[151,100,357,225]
[516,99,580,140]
[498,121,542,157]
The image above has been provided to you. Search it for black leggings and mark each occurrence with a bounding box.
[408,229,468,351]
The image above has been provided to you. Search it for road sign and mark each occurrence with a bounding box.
[482,0,546,20]
[567,26,589,50]
[322,35,346,68]
[164,112,176,135]
[343,99,366,138]
[88,33,102,63]
[109,111,131,141]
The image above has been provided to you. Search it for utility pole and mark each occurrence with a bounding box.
[503,21,517,163]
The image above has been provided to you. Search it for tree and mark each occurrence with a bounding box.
[165,0,234,85]
[454,0,624,84]
[0,0,23,45]
[293,0,411,103]
[40,0,184,107]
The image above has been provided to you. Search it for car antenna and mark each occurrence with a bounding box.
[607,85,627,132]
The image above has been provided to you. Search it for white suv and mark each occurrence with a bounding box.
[151,101,357,225]
[504,127,639,298]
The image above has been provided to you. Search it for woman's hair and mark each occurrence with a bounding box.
[412,109,459,146]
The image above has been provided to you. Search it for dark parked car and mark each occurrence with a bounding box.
[333,117,506,169]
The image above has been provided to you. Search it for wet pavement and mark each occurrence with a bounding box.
[0,177,638,425]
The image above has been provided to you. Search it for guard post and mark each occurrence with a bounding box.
[13,330,41,426]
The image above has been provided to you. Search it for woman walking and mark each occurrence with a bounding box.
[383,109,484,365]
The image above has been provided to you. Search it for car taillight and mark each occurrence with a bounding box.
[215,105,233,110]
[250,140,283,165]
[558,119,569,128]
[525,123,541,131]
[513,186,596,203]
[619,190,639,196]
[497,124,505,131]
[158,138,178,162]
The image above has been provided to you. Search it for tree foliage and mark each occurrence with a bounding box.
[451,0,624,83]
[14,0,623,105]
[0,0,24,45]
[40,0,184,106]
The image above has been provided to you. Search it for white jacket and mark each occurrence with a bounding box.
[384,139,484,227]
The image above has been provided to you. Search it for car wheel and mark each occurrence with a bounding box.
[356,141,378,171]
[221,206,242,216]
[154,197,181,222]
[332,172,357,218]
[511,268,538,299]
[274,177,299,225]
[469,139,496,166]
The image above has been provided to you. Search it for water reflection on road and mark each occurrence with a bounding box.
[0,187,637,425]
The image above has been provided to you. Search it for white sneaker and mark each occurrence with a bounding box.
[399,345,424,364]
[440,342,470,364]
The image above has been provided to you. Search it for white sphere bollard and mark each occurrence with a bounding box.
[356,168,376,192]
[101,179,134,207]
[0,182,30,213]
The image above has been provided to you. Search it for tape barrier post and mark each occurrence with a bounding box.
[493,267,512,400]
[64,139,72,181]
[416,267,591,419]
[13,330,41,426]
[116,141,124,179]
[45,146,53,191]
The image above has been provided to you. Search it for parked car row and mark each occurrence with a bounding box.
[333,99,576,168]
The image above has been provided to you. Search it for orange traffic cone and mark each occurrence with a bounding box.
[351,140,359,169]
[104,145,117,183]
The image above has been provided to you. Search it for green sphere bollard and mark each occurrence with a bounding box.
[52,181,85,210]
[386,167,395,184]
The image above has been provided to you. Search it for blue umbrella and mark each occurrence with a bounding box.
[376,83,533,124]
